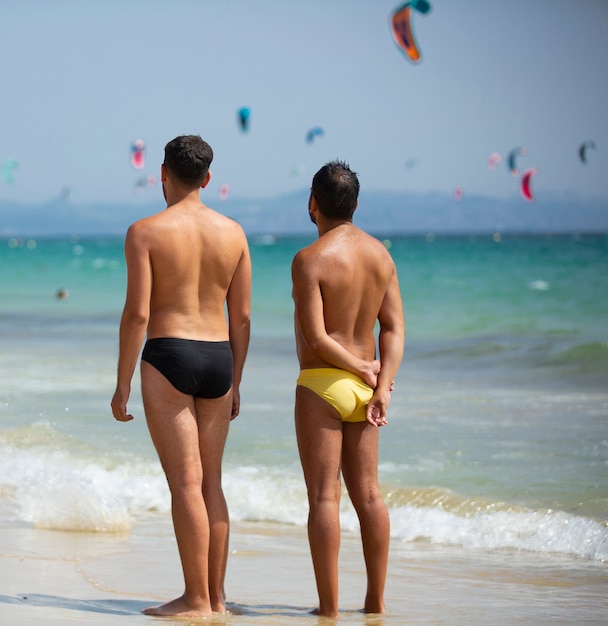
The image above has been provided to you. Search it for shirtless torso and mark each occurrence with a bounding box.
[292,161,404,618]
[111,135,251,618]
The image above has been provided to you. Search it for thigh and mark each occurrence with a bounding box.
[341,421,381,502]
[295,386,343,496]
[141,361,201,485]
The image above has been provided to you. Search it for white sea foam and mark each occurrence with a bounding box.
[387,505,608,561]
[0,423,167,532]
[1,433,607,561]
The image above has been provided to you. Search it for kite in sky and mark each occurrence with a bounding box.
[290,164,306,179]
[131,139,145,170]
[578,140,596,164]
[507,146,527,177]
[134,174,156,192]
[390,0,431,63]
[487,152,502,171]
[1,159,19,184]
[238,107,251,132]
[218,183,230,200]
[306,127,324,144]
[520,168,538,202]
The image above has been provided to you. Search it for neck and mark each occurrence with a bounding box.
[164,186,202,208]
[316,218,352,237]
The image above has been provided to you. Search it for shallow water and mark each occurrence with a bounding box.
[1,233,607,565]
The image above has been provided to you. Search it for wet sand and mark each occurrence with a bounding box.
[1,516,606,625]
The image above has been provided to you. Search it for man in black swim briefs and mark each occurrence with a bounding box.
[111,135,251,618]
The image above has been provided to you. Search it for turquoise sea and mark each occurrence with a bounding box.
[1,230,607,622]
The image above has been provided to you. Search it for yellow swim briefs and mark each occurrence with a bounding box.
[296,368,373,423]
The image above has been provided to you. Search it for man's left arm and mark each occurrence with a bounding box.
[226,234,252,419]
[366,266,405,427]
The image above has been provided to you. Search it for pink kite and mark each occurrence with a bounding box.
[487,152,502,171]
[218,183,230,201]
[130,139,145,170]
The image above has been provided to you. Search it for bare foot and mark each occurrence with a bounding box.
[211,590,231,613]
[309,607,338,619]
[363,601,386,614]
[142,595,212,617]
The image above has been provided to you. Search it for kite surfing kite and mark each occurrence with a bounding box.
[290,163,306,179]
[134,174,156,192]
[1,159,19,184]
[237,107,251,132]
[390,0,432,63]
[306,127,324,144]
[130,139,145,170]
[507,146,527,177]
[578,140,596,164]
[218,183,230,201]
[520,168,538,202]
[487,152,502,171]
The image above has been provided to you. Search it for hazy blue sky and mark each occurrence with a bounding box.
[1,0,607,205]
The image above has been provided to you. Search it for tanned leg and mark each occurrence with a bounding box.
[295,386,343,619]
[195,392,232,612]
[342,422,389,614]
[140,362,213,617]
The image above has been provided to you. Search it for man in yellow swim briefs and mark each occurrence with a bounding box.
[292,160,405,618]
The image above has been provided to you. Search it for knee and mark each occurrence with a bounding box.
[350,487,385,512]
[309,487,341,510]
[202,477,225,503]
[167,472,203,496]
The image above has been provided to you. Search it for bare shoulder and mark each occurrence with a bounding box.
[125,214,156,247]
[292,239,322,275]
[203,206,249,240]
[127,206,170,233]
[358,229,396,263]
[357,226,390,249]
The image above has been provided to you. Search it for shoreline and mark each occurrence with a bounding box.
[1,517,607,625]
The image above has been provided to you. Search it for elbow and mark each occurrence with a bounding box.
[304,334,325,354]
[122,307,149,331]
[231,311,251,334]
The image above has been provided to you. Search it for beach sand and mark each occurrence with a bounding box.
[1,515,606,625]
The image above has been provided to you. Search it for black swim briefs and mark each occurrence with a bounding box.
[141,337,233,399]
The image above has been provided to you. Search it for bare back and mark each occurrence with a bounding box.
[293,223,396,368]
[127,200,250,341]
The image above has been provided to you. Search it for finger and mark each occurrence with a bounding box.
[366,406,381,427]
[113,407,133,422]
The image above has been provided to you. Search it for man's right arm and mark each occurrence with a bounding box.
[111,223,152,422]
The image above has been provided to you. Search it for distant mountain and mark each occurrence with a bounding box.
[1,189,607,237]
